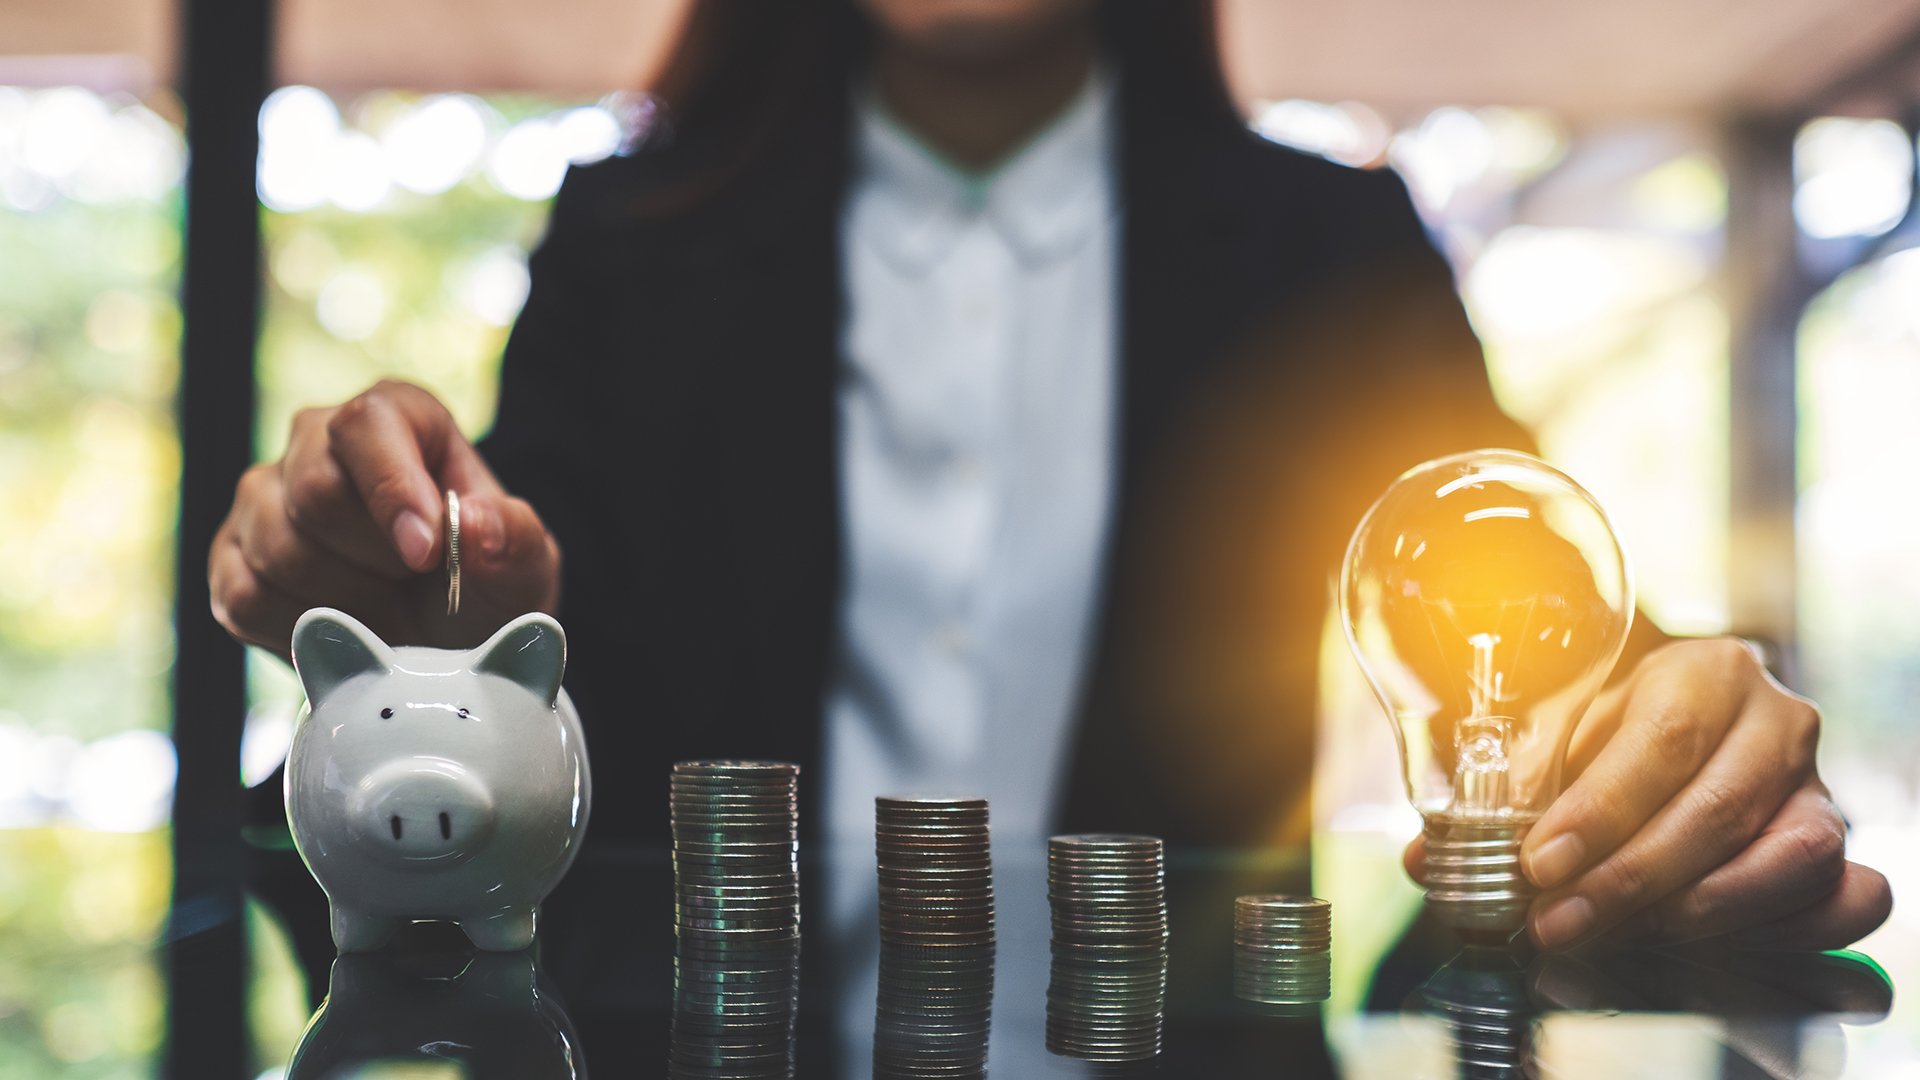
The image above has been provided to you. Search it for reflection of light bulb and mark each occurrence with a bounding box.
[1340,450,1633,933]
[1414,947,1536,1079]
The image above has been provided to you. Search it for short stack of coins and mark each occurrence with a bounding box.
[872,943,995,1079]
[874,796,995,947]
[1232,894,1332,1009]
[669,937,802,1079]
[1045,834,1169,1063]
[670,760,801,943]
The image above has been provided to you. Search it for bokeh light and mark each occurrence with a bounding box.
[326,130,390,212]
[487,117,571,201]
[257,85,341,212]
[1252,99,1390,167]
[1793,117,1913,240]
[451,247,531,327]
[314,268,389,341]
[554,104,624,165]
[65,730,177,832]
[382,94,490,195]
[256,87,630,216]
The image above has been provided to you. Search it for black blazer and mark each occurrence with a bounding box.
[479,66,1535,852]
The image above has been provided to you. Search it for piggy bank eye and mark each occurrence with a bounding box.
[379,707,394,719]
[457,707,471,719]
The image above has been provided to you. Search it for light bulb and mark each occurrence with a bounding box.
[1340,449,1633,933]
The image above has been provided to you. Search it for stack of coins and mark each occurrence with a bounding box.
[1044,834,1169,1063]
[1047,834,1167,945]
[670,760,801,943]
[872,943,995,1079]
[874,797,994,948]
[669,937,802,1079]
[1045,941,1168,1063]
[1232,895,1332,1008]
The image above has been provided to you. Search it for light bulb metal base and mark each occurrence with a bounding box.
[1422,819,1532,934]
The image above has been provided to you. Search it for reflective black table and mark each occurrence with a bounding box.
[232,842,1900,1078]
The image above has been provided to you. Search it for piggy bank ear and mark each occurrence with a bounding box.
[472,613,566,707]
[291,608,394,704]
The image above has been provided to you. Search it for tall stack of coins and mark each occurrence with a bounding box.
[670,761,801,943]
[1045,834,1169,1063]
[1232,894,1332,1008]
[872,943,995,1079]
[874,797,995,947]
[669,938,802,1079]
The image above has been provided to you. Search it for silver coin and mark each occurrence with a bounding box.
[880,895,996,909]
[677,897,802,914]
[1050,833,1161,851]
[443,488,461,616]
[878,864,994,877]
[876,795,988,809]
[1236,894,1329,913]
[1049,884,1164,897]
[674,759,801,774]
[671,879,799,894]
[672,863,799,879]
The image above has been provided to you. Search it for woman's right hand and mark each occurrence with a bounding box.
[209,379,562,660]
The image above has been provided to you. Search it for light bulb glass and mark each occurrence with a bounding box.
[1340,449,1633,932]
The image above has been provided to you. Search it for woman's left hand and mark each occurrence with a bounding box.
[1405,638,1892,950]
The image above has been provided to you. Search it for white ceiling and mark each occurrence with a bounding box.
[5,0,1920,121]
[1218,0,1920,122]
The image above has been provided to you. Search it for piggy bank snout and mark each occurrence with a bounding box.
[348,762,496,865]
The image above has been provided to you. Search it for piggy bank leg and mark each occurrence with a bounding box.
[329,905,396,953]
[461,907,537,951]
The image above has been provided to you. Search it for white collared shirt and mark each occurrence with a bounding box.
[820,73,1120,848]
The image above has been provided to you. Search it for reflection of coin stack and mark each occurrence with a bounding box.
[1045,834,1169,1063]
[669,938,802,1079]
[875,797,995,947]
[872,944,995,1079]
[671,761,801,944]
[1046,941,1168,1062]
[1232,895,1332,1010]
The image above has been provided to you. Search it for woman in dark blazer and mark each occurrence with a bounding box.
[213,0,1887,956]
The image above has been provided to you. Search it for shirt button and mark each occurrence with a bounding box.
[935,623,972,657]
[961,294,996,324]
[949,456,985,486]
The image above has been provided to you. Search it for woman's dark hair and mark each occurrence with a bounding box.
[637,1,1238,206]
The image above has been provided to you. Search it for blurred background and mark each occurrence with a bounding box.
[2,0,1919,1075]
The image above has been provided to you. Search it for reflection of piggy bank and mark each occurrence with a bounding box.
[288,608,591,952]
[287,947,586,1080]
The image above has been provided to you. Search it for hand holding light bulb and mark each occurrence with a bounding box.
[1489,637,1887,950]
[1346,450,1890,950]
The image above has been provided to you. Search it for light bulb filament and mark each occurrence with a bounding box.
[1454,714,1512,815]
[1468,631,1505,717]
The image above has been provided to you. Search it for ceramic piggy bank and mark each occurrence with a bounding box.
[288,607,591,952]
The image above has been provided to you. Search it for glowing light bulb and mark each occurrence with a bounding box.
[1340,449,1633,933]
